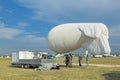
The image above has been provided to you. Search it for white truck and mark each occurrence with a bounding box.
[11,51,60,70]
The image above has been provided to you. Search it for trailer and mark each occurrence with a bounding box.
[11,51,60,70]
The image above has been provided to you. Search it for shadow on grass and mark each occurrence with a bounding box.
[60,64,82,68]
[102,71,120,80]
[9,65,35,69]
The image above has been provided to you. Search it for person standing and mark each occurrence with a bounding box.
[86,53,89,66]
[65,54,69,67]
[78,53,82,67]
[68,53,72,67]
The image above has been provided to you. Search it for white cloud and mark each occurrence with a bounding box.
[0,21,48,53]
[0,28,47,53]
[15,0,120,23]
[20,35,46,44]
[16,0,120,11]
[0,22,23,39]
[0,21,5,28]
[109,25,120,52]
[0,35,48,53]
[0,28,22,39]
[17,22,29,28]
[109,25,120,37]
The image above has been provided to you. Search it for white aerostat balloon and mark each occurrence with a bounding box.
[48,23,111,54]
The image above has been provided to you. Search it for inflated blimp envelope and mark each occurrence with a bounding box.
[48,23,111,54]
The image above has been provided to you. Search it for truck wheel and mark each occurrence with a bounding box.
[56,66,60,70]
[21,65,24,68]
[25,65,28,69]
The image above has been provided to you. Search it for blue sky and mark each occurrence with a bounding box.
[0,0,120,54]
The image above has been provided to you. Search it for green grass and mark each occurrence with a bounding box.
[0,58,120,80]
[56,57,120,65]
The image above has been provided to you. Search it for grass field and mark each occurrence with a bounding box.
[56,57,120,65]
[0,58,120,80]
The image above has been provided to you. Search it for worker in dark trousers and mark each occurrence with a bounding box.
[65,54,69,67]
[65,53,72,67]
[86,53,89,66]
[68,53,72,67]
[78,53,82,67]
